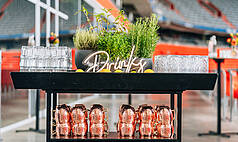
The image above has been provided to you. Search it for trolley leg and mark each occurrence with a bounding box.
[177,93,182,142]
[53,93,57,111]
[35,89,40,131]
[170,93,175,136]
[128,93,132,105]
[170,93,174,110]
[52,93,57,136]
[46,91,52,142]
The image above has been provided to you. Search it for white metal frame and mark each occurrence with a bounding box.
[25,0,69,120]
[78,0,82,28]
[221,70,227,120]
[26,0,69,46]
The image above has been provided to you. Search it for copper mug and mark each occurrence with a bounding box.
[89,104,105,124]
[71,104,88,124]
[139,122,154,137]
[72,123,88,136]
[89,104,108,137]
[155,105,173,125]
[56,123,71,136]
[136,104,147,120]
[117,121,136,137]
[138,105,155,137]
[156,124,174,138]
[55,104,71,124]
[138,105,155,123]
[137,104,148,112]
[119,104,136,124]
[89,122,108,137]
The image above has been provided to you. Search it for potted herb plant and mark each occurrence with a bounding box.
[94,9,132,61]
[128,14,160,69]
[74,7,160,70]
[73,28,98,70]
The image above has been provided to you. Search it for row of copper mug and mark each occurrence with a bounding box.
[54,104,108,137]
[53,104,175,138]
[117,104,174,138]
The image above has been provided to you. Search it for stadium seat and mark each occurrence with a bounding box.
[210,0,238,28]
[152,0,233,29]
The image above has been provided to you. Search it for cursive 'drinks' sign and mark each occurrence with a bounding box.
[82,46,147,73]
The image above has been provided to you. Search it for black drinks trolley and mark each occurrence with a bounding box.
[11,72,217,142]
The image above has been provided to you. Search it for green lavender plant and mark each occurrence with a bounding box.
[97,31,132,61]
[73,28,98,50]
[84,8,131,61]
[128,14,160,58]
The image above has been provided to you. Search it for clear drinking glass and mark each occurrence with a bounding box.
[35,46,44,71]
[21,46,29,57]
[20,57,26,72]
[67,48,72,70]
[20,46,72,72]
[44,47,51,71]
[20,46,34,72]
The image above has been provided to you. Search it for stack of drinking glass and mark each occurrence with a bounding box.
[20,46,72,72]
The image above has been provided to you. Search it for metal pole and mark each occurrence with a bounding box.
[170,93,175,137]
[78,0,81,28]
[35,89,40,130]
[34,2,41,133]
[46,91,52,142]
[170,93,174,110]
[197,59,232,137]
[35,0,41,46]
[28,90,32,118]
[53,93,57,110]
[216,59,224,135]
[55,0,59,37]
[46,0,51,47]
[52,93,57,136]
[128,93,132,105]
[177,92,182,142]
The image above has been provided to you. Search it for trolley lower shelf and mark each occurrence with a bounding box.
[51,132,177,142]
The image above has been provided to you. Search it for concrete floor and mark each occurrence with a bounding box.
[1,90,89,127]
[2,91,238,142]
